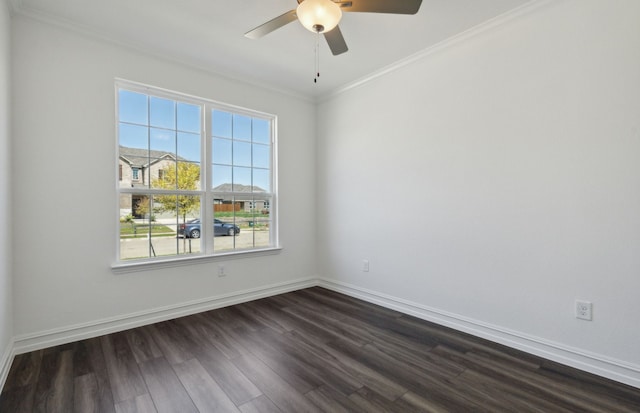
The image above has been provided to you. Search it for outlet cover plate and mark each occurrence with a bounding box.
[576,300,592,321]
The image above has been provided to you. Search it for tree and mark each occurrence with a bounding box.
[134,197,150,219]
[152,162,201,223]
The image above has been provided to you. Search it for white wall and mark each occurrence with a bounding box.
[11,15,316,347]
[317,0,640,386]
[0,0,14,382]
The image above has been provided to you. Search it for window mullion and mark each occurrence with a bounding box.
[202,104,213,254]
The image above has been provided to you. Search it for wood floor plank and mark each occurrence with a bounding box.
[0,351,42,412]
[83,337,116,413]
[230,328,324,394]
[327,339,489,412]
[465,350,639,413]
[33,349,74,413]
[254,327,363,395]
[194,341,262,406]
[395,391,453,413]
[137,357,198,413]
[231,353,323,413]
[173,358,241,412]
[309,338,407,402]
[238,394,283,413]
[538,359,640,411]
[207,306,265,332]
[280,303,371,347]
[3,351,43,391]
[142,322,195,365]
[305,384,369,413]
[124,327,163,364]
[347,386,404,413]
[452,369,576,413]
[74,373,99,413]
[246,297,299,331]
[101,332,148,403]
[176,312,250,360]
[234,300,291,334]
[114,394,157,413]
[368,338,463,379]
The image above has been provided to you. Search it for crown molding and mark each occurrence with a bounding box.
[318,0,554,103]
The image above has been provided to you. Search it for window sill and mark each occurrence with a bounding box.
[111,246,283,274]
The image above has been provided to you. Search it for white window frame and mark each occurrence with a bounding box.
[113,80,280,271]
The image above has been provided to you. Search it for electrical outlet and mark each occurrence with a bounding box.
[218,264,226,277]
[362,259,369,272]
[575,300,592,321]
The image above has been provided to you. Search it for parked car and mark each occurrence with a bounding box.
[178,218,240,238]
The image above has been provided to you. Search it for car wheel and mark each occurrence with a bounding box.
[190,229,201,239]
[227,227,235,236]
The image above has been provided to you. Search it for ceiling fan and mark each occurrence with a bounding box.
[245,0,423,56]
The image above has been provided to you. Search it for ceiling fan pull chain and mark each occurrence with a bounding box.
[314,30,320,83]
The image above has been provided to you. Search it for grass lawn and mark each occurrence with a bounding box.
[215,211,269,218]
[120,223,175,238]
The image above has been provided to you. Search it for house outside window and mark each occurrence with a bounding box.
[116,80,277,263]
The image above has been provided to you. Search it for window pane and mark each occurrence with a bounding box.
[177,102,200,133]
[212,195,272,253]
[150,128,176,154]
[176,161,201,190]
[178,132,200,163]
[119,90,148,125]
[212,138,232,165]
[150,159,176,189]
[213,194,238,253]
[233,166,251,189]
[150,96,176,129]
[119,194,202,260]
[253,168,270,192]
[233,141,251,167]
[253,144,270,169]
[212,110,232,138]
[212,165,232,190]
[119,123,148,150]
[233,115,252,141]
[252,198,271,249]
[252,118,270,144]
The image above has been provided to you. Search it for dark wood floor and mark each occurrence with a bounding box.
[1,287,639,412]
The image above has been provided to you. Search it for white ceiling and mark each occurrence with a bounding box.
[10,0,532,98]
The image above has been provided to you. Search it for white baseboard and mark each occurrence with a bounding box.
[0,338,15,394]
[13,277,317,355]
[318,278,640,389]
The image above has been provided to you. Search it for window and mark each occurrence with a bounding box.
[116,81,277,263]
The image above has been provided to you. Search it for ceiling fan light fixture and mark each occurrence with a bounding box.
[296,0,342,33]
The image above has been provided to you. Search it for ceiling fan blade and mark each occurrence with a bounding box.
[338,0,422,14]
[245,9,298,39]
[324,26,348,56]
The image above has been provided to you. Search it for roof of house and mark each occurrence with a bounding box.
[213,183,265,193]
[119,146,181,167]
